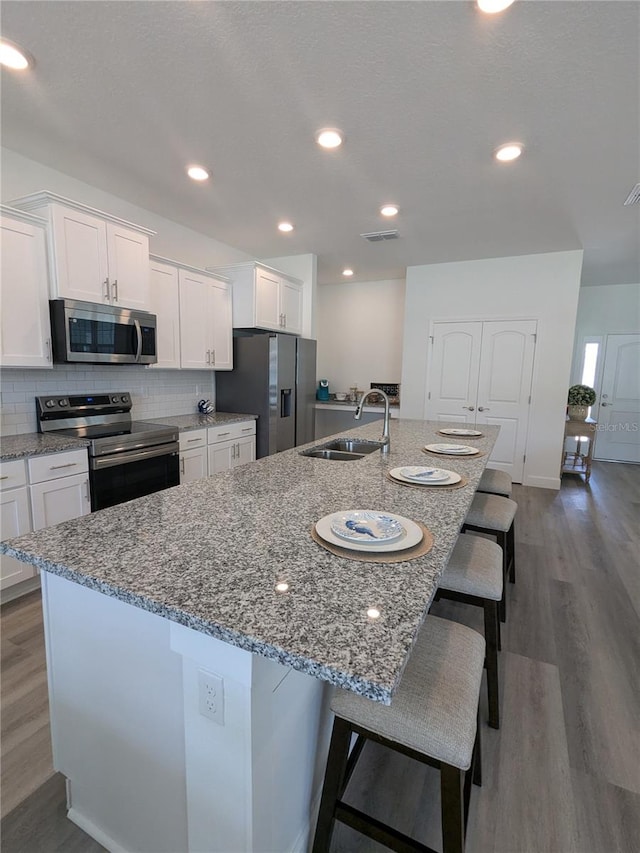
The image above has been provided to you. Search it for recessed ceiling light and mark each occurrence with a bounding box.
[275,582,289,593]
[278,221,294,233]
[316,128,344,149]
[342,268,354,277]
[494,142,523,162]
[367,607,381,620]
[477,0,516,13]
[380,204,399,217]
[0,39,34,70]
[187,165,209,181]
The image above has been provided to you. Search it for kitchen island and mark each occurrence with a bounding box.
[1,419,498,853]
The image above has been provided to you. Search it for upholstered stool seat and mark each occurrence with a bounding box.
[463,493,518,623]
[313,616,485,853]
[437,534,503,728]
[478,467,512,498]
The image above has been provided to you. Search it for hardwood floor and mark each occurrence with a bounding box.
[1,461,639,852]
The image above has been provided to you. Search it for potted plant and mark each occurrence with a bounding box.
[567,384,596,420]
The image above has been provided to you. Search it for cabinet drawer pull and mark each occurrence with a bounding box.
[217,432,230,437]
[0,475,9,480]
[241,427,253,432]
[49,462,78,470]
[187,438,201,443]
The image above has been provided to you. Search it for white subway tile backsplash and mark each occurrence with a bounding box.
[0,366,216,435]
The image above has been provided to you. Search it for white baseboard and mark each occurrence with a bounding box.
[523,474,561,490]
[67,808,129,853]
[290,788,323,853]
[0,574,40,605]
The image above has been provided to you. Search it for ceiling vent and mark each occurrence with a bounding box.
[360,229,399,242]
[623,183,640,205]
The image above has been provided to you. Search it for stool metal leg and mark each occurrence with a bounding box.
[507,521,516,584]
[312,716,352,853]
[441,764,465,853]
[483,600,500,729]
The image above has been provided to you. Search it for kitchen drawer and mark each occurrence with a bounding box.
[28,449,89,484]
[0,459,27,491]
[179,429,207,451]
[208,420,256,444]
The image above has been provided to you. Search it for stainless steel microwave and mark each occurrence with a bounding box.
[49,299,158,365]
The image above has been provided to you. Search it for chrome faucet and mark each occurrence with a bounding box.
[355,389,391,453]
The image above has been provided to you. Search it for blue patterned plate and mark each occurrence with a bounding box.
[399,466,450,482]
[330,510,404,544]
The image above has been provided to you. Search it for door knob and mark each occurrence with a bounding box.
[478,406,490,412]
[601,402,609,406]
[462,406,475,411]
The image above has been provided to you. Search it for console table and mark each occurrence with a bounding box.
[562,417,597,483]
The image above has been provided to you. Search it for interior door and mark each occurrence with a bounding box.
[475,321,537,481]
[425,322,483,423]
[594,334,640,462]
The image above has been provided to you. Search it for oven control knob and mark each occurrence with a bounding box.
[59,399,68,407]
[111,396,119,403]
[121,395,128,403]
[45,399,56,408]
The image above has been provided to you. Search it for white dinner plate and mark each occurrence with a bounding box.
[330,510,404,544]
[398,466,450,483]
[390,467,462,486]
[438,428,483,437]
[315,510,423,553]
[424,443,479,456]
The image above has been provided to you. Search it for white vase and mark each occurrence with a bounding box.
[568,405,588,421]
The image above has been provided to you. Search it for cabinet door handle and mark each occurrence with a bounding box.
[231,443,236,459]
[112,279,119,301]
[478,406,490,412]
[103,278,110,301]
[0,475,8,481]
[49,462,78,470]
[84,482,90,502]
[180,457,185,474]
[283,313,287,327]
[206,350,211,364]
[462,405,475,411]
[45,339,51,361]
[211,348,216,366]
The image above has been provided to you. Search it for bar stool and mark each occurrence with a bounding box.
[462,493,517,622]
[477,468,512,498]
[436,534,503,729]
[312,616,485,853]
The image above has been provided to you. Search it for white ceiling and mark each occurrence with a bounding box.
[1,1,638,286]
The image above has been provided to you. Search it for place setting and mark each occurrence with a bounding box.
[437,427,484,438]
[422,442,486,459]
[311,509,433,563]
[386,465,468,490]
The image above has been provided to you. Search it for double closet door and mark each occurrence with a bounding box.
[425,320,537,482]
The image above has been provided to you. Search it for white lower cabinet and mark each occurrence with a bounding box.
[30,472,91,531]
[207,421,256,474]
[179,429,208,484]
[1,460,34,590]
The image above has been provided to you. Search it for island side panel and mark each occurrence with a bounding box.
[170,623,332,853]
[41,572,188,853]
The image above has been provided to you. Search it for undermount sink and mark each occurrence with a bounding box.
[324,438,384,454]
[299,438,385,461]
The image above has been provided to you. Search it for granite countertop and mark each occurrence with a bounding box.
[0,433,90,462]
[1,419,498,703]
[143,412,258,431]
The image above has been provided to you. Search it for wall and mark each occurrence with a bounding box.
[570,283,640,383]
[401,251,584,489]
[316,279,405,396]
[0,365,215,435]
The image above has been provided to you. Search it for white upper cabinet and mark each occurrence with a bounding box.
[208,262,303,335]
[149,257,181,369]
[0,207,53,368]
[177,264,233,371]
[8,192,155,311]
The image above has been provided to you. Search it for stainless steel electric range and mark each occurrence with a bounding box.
[36,392,179,511]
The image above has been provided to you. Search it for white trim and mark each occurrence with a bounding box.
[289,788,323,852]
[524,474,561,490]
[67,807,130,853]
[0,204,48,228]
[206,260,303,285]
[7,192,157,237]
[149,254,230,282]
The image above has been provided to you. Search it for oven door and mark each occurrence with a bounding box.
[90,443,179,511]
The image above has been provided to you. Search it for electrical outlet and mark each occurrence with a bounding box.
[198,669,224,724]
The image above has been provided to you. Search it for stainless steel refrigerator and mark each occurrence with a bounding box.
[215,332,317,458]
